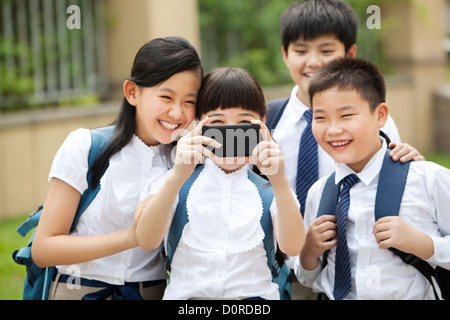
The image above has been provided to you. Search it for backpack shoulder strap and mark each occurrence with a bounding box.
[166,165,204,267]
[375,151,442,299]
[71,125,115,230]
[374,150,410,220]
[317,172,339,218]
[247,170,275,269]
[266,97,289,131]
[16,126,115,238]
[248,170,293,299]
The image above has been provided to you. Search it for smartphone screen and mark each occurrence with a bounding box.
[202,124,261,157]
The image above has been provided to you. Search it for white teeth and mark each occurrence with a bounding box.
[159,120,179,130]
[331,141,350,147]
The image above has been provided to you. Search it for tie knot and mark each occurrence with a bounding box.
[343,174,359,189]
[303,109,313,124]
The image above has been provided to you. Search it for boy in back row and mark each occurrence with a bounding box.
[268,0,424,299]
[296,57,450,300]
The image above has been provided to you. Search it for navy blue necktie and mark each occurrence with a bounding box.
[296,109,318,214]
[334,173,360,300]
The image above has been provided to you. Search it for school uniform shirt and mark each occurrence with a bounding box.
[295,139,450,299]
[154,159,299,300]
[49,128,169,285]
[272,85,402,269]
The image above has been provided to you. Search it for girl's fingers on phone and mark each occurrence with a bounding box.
[190,117,209,137]
[251,119,271,142]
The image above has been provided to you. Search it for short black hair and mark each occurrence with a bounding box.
[196,67,266,119]
[308,58,386,112]
[281,0,358,53]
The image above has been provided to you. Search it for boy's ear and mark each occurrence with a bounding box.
[281,45,288,63]
[376,103,389,128]
[346,44,357,58]
[123,80,138,106]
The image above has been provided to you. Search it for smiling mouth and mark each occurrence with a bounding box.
[159,120,181,130]
[304,72,315,78]
[329,140,352,148]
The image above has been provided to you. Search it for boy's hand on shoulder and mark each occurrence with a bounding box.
[373,216,434,260]
[301,215,337,270]
[389,142,425,162]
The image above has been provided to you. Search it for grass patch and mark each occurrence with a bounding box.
[0,214,28,300]
[424,152,450,169]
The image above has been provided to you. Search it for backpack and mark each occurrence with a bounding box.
[317,149,450,300]
[165,165,292,300]
[12,125,115,300]
[266,97,289,131]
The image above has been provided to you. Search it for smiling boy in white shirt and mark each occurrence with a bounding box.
[296,58,450,300]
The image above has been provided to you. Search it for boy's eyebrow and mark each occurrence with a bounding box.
[313,105,358,114]
[292,41,338,47]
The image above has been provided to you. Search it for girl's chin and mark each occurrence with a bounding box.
[212,157,248,173]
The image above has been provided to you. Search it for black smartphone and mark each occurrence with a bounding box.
[202,124,262,157]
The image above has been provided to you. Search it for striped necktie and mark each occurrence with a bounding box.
[296,109,318,214]
[334,173,360,300]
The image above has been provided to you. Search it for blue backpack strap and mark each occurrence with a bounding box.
[247,170,292,300]
[166,165,205,269]
[266,97,289,131]
[247,171,275,272]
[316,150,444,299]
[317,172,339,218]
[14,125,115,300]
[71,125,115,230]
[374,150,410,220]
[15,126,115,239]
[375,151,442,299]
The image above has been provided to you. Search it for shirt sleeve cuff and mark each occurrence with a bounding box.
[426,235,450,270]
[293,255,323,288]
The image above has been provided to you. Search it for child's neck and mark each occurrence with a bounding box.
[208,158,247,175]
[346,139,384,173]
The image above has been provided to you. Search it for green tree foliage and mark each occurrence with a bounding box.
[199,0,391,86]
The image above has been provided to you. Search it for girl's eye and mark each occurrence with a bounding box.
[342,114,355,118]
[160,96,172,100]
[210,119,224,124]
[239,120,252,124]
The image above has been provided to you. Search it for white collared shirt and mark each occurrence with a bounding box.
[295,139,450,299]
[159,159,289,300]
[49,128,169,284]
[272,86,402,269]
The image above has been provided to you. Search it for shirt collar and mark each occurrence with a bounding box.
[335,138,388,186]
[288,85,310,122]
[204,158,250,181]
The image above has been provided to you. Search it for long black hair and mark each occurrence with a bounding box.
[91,37,203,187]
